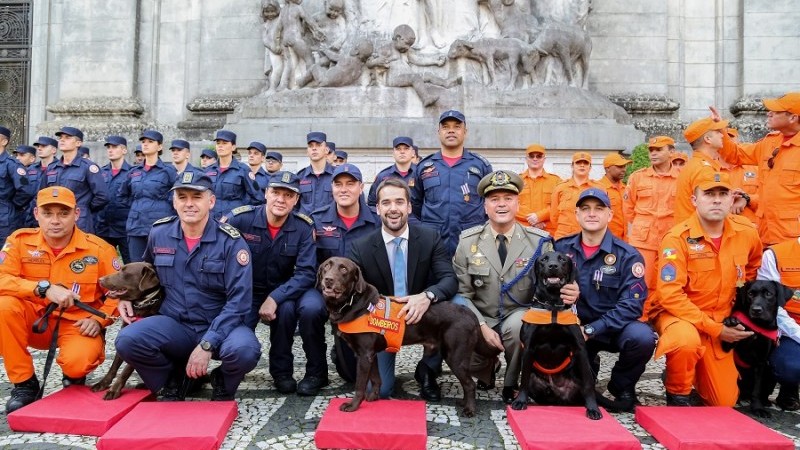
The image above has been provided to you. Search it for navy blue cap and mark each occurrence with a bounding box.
[214,130,236,143]
[79,146,91,157]
[438,109,466,124]
[35,136,58,147]
[139,130,164,143]
[200,149,218,159]
[307,131,327,143]
[169,139,190,150]
[265,151,283,162]
[15,145,36,156]
[134,144,143,153]
[393,136,414,148]
[412,144,419,156]
[171,171,214,192]
[334,150,348,160]
[576,188,611,208]
[247,141,267,154]
[104,135,127,147]
[55,126,84,141]
[332,163,362,182]
[327,141,336,153]
[0,126,10,139]
[268,171,300,193]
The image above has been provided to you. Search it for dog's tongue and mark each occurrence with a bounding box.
[105,288,128,298]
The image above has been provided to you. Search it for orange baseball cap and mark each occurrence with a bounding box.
[670,151,688,162]
[526,143,546,155]
[763,92,800,115]
[572,152,592,163]
[693,172,732,191]
[603,153,631,168]
[726,128,739,139]
[37,187,77,209]
[683,117,729,144]
[648,136,675,148]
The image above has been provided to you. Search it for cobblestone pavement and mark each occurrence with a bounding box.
[1,324,799,449]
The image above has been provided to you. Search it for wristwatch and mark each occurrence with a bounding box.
[36,280,51,299]
[199,340,213,352]
[424,291,437,303]
[583,324,595,337]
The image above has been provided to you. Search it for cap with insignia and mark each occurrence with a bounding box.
[55,126,84,141]
[37,187,77,209]
[694,171,732,191]
[477,170,523,197]
[307,131,327,144]
[268,171,300,193]
[576,188,611,207]
[438,109,466,124]
[170,172,214,192]
[647,136,675,148]
[332,163,363,182]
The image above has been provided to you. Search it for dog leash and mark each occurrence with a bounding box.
[498,237,550,317]
[32,283,108,400]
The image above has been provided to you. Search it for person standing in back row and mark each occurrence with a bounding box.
[204,130,264,219]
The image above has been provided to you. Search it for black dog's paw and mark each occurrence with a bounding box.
[751,407,772,419]
[722,316,740,328]
[586,408,603,420]
[510,396,528,411]
[90,379,111,392]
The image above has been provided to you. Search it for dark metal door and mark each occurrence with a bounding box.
[0,1,32,146]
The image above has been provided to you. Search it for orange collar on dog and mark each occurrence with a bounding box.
[337,297,406,353]
[533,353,573,375]
[522,308,580,326]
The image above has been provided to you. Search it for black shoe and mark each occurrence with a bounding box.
[776,386,800,411]
[297,375,329,396]
[477,359,501,390]
[414,362,441,402]
[157,374,185,402]
[665,392,693,406]
[614,391,638,412]
[6,376,40,413]
[274,375,297,394]
[62,375,86,388]
[501,386,516,405]
[210,368,234,401]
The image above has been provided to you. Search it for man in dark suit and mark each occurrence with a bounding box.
[348,178,458,400]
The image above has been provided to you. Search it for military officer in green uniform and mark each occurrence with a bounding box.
[452,170,579,404]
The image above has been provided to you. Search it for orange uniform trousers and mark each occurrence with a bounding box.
[0,296,105,383]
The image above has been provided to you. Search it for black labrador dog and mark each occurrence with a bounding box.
[317,257,501,417]
[511,251,603,419]
[90,262,164,400]
[722,279,792,418]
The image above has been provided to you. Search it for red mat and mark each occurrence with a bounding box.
[507,406,640,450]
[96,401,237,450]
[7,386,151,436]
[636,406,794,450]
[315,398,427,450]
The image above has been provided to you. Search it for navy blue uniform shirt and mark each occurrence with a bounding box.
[119,159,177,236]
[367,163,416,209]
[42,156,109,233]
[311,199,380,264]
[205,159,263,218]
[0,151,34,239]
[296,163,334,216]
[96,161,132,238]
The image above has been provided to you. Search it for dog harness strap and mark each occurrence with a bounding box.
[532,352,573,375]
[337,297,406,352]
[36,307,65,400]
[499,238,551,315]
[731,310,779,343]
[522,308,580,325]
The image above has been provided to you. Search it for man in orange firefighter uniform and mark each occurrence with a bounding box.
[0,187,121,413]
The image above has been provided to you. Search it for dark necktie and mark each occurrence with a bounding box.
[497,235,508,266]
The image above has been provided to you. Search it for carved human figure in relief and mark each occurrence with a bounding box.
[312,0,349,68]
[279,0,325,89]
[261,0,286,92]
[300,39,374,88]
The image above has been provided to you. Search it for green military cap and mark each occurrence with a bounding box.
[477,170,523,197]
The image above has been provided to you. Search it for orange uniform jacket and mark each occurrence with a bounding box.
[550,178,602,240]
[623,166,679,251]
[719,132,800,246]
[723,164,760,227]
[516,170,562,235]
[674,153,723,224]
[596,176,626,240]
[651,214,762,342]
[0,227,120,327]
[769,239,800,322]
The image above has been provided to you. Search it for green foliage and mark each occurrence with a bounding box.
[624,143,650,183]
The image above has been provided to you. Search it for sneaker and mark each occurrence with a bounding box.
[6,377,40,413]
[62,375,86,388]
[210,368,234,401]
[274,375,297,394]
[297,375,329,396]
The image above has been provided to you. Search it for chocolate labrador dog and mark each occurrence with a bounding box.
[722,279,792,418]
[90,262,164,400]
[317,257,500,417]
[511,251,603,419]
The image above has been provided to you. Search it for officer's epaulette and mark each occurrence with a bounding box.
[522,225,551,240]
[729,214,758,229]
[467,150,491,167]
[231,205,255,216]
[459,224,484,238]
[418,154,436,165]
[293,211,314,225]
[153,216,178,226]
[218,222,241,239]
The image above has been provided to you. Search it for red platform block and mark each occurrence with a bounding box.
[97,401,237,450]
[315,398,427,450]
[7,386,151,436]
[636,406,794,450]
[507,406,640,450]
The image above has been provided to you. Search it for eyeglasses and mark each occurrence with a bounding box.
[527,153,544,160]
[767,147,780,169]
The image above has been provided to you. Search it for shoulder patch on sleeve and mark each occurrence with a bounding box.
[219,223,241,239]
[470,151,491,167]
[459,224,484,238]
[231,205,255,216]
[89,164,100,173]
[293,212,314,225]
[153,216,178,226]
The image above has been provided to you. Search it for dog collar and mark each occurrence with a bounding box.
[522,307,580,326]
[532,352,573,375]
[731,310,779,343]
[134,287,164,311]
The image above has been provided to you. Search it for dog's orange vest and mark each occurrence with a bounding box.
[337,297,406,352]
[770,240,800,324]
[522,308,580,326]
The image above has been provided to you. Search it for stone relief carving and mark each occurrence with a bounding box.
[260,0,592,103]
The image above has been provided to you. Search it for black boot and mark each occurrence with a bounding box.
[210,368,234,401]
[776,384,800,411]
[6,376,40,413]
[62,375,86,388]
[414,362,441,402]
[665,392,693,406]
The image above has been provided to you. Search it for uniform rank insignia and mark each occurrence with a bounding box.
[661,263,676,282]
[220,223,241,238]
[182,172,193,183]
